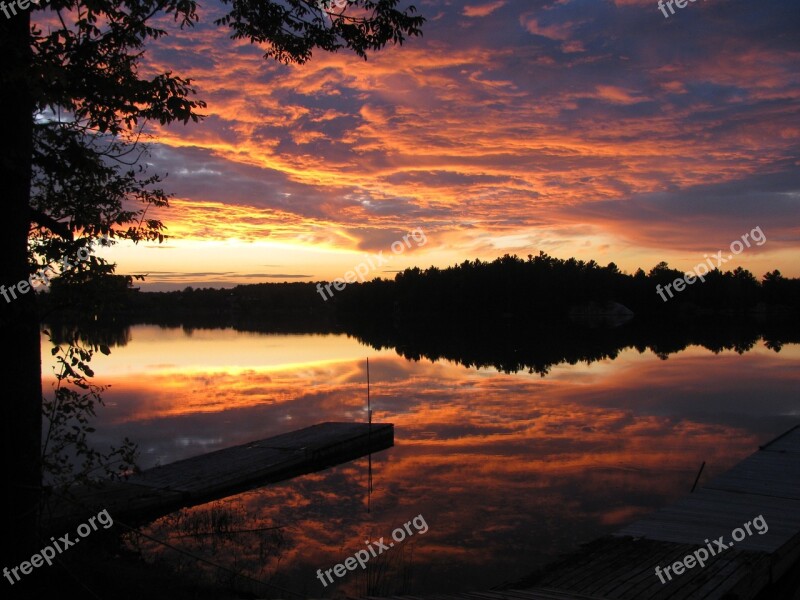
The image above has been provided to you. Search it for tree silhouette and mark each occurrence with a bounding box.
[0,0,424,567]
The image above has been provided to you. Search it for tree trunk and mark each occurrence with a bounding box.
[0,11,41,567]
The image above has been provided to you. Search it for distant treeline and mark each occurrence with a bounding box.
[335,253,800,321]
[41,252,800,328]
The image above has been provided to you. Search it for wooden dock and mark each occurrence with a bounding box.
[366,424,800,600]
[43,421,393,533]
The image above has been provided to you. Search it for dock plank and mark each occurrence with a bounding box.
[43,422,393,532]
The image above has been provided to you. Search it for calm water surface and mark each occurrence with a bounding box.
[41,326,800,596]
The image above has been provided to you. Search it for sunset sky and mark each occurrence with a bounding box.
[78,0,798,290]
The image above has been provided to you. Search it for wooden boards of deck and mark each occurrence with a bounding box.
[129,421,393,496]
[43,422,393,533]
[513,424,800,599]
[507,424,800,599]
[614,424,800,584]
[503,536,772,600]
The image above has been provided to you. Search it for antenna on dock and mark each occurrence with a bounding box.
[690,460,706,493]
[367,357,373,513]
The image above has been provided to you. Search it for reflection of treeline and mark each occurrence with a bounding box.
[342,316,799,376]
[42,312,800,378]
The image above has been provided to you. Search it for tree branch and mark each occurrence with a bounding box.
[30,209,73,241]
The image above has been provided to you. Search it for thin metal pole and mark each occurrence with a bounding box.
[691,461,706,493]
[367,358,373,512]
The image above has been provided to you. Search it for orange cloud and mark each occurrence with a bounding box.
[463,1,506,18]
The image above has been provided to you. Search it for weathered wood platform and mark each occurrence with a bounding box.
[364,424,800,600]
[43,422,393,533]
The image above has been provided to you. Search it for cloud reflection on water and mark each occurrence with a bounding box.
[42,327,800,594]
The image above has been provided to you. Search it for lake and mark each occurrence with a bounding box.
[40,325,800,596]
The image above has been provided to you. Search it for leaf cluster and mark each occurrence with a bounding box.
[41,330,138,490]
[216,0,425,63]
